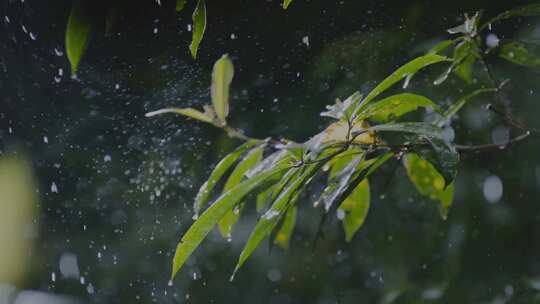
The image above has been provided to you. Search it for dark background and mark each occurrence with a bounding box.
[1,0,540,303]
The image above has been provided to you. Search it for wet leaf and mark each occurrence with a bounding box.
[327,149,365,179]
[317,152,394,237]
[404,40,455,87]
[273,206,297,250]
[353,54,450,117]
[423,137,460,187]
[429,39,454,54]
[362,122,444,139]
[322,120,377,145]
[193,141,259,216]
[404,154,454,219]
[256,184,276,212]
[499,42,540,67]
[283,0,294,9]
[218,146,265,238]
[453,41,477,83]
[339,179,370,242]
[66,0,94,75]
[318,155,364,211]
[356,93,441,122]
[232,157,329,279]
[176,0,187,12]
[145,107,214,124]
[434,88,497,127]
[211,54,234,123]
[171,160,291,280]
[190,0,206,59]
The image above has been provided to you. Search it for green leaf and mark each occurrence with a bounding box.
[273,206,297,249]
[256,184,276,212]
[356,93,441,122]
[190,0,207,59]
[193,141,259,216]
[483,4,540,29]
[318,155,365,211]
[339,179,370,242]
[283,0,294,9]
[499,42,540,67]
[453,41,477,83]
[176,0,187,12]
[327,149,365,179]
[170,160,291,280]
[361,122,444,139]
[404,153,454,219]
[352,54,450,118]
[403,40,456,88]
[318,152,394,235]
[66,0,94,75]
[429,39,454,54]
[145,107,214,124]
[423,138,460,187]
[211,54,235,123]
[218,146,265,238]
[233,160,326,279]
[434,88,497,127]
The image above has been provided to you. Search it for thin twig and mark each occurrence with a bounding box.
[455,131,531,151]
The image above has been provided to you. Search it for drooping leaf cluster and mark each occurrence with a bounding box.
[147,3,540,282]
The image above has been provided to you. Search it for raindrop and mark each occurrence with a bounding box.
[267,269,282,282]
[483,175,503,203]
[59,252,80,279]
[43,136,49,144]
[486,33,500,48]
[302,36,310,47]
[87,283,95,294]
[104,154,112,162]
[50,182,58,193]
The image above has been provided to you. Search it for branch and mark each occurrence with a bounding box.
[454,131,531,151]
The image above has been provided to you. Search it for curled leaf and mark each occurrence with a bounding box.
[211,54,235,123]
[145,107,214,124]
